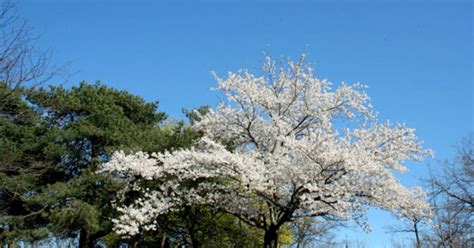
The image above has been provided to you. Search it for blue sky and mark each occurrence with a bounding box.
[20,0,472,246]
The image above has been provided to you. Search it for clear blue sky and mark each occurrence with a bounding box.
[20,0,472,246]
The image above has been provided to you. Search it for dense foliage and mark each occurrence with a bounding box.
[0,82,267,247]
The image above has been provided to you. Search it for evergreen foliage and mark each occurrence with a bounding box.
[0,81,264,247]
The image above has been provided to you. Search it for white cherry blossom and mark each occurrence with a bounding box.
[101,55,431,247]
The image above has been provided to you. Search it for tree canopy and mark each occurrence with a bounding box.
[101,56,432,248]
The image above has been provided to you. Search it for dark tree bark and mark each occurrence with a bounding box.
[263,225,279,248]
[414,221,420,248]
[78,229,91,248]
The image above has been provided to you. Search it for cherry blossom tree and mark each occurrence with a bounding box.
[101,55,432,248]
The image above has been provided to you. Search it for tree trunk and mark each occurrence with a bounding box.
[263,226,279,248]
[184,206,200,248]
[129,235,140,248]
[160,235,167,248]
[78,229,94,248]
[414,221,421,248]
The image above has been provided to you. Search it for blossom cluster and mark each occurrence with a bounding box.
[101,55,431,235]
